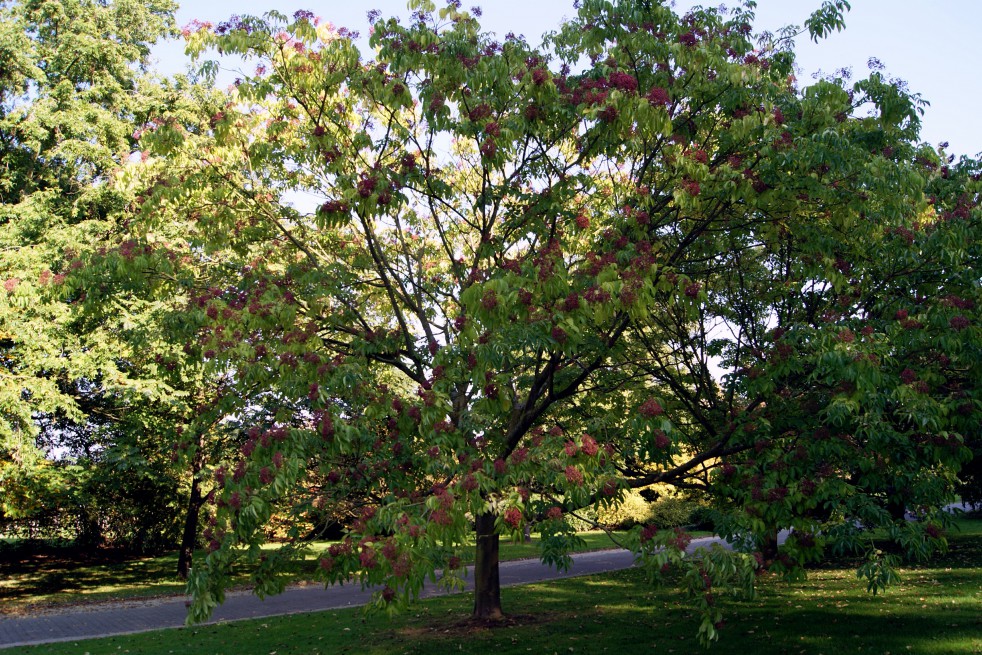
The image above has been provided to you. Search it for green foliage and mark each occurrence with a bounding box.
[595,490,653,529]
[593,491,700,529]
[3,0,978,646]
[0,0,198,553]
[647,496,701,528]
[128,0,982,641]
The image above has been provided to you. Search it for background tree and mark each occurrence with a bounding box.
[0,0,208,556]
[123,0,977,642]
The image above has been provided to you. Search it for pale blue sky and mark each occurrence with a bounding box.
[153,1,982,158]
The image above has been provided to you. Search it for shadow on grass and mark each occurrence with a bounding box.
[0,545,187,609]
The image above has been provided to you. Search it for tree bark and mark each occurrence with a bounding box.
[760,526,779,564]
[472,512,503,620]
[176,467,204,580]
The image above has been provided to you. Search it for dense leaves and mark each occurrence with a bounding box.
[107,0,982,642]
[1,0,978,645]
[0,0,192,551]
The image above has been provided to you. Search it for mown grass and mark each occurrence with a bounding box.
[11,518,981,655]
[0,530,653,613]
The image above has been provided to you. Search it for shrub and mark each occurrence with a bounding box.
[596,491,652,529]
[647,496,700,528]
[564,505,598,532]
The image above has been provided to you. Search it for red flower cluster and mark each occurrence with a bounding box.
[481,289,498,310]
[599,105,619,123]
[359,547,377,569]
[468,103,492,121]
[638,398,664,417]
[941,295,975,309]
[646,86,671,106]
[678,31,697,47]
[583,286,611,304]
[640,523,658,543]
[480,138,497,158]
[509,447,528,465]
[670,528,692,551]
[608,71,638,92]
[602,478,618,496]
[357,175,377,198]
[687,148,708,164]
[428,92,445,112]
[949,315,970,331]
[653,430,670,449]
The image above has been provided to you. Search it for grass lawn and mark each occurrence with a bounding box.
[10,517,981,655]
[0,530,658,614]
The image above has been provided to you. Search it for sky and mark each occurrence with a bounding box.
[151,0,982,158]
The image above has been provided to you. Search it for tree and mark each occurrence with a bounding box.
[128,0,978,641]
[0,0,209,558]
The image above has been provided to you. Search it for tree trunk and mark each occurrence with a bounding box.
[760,526,779,565]
[473,512,503,620]
[176,468,203,580]
[886,487,908,521]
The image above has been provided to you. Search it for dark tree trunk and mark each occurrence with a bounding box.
[176,467,204,579]
[886,487,908,521]
[760,526,779,564]
[77,510,103,549]
[473,512,503,620]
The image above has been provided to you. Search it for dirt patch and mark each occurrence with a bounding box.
[399,612,553,639]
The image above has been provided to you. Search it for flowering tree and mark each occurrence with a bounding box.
[127,0,978,641]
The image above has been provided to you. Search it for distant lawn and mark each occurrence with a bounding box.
[0,530,647,613]
[15,517,981,655]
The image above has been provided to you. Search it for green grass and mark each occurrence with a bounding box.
[0,530,649,613]
[10,518,981,655]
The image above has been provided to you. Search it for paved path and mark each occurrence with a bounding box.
[0,536,726,650]
[5,504,969,650]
